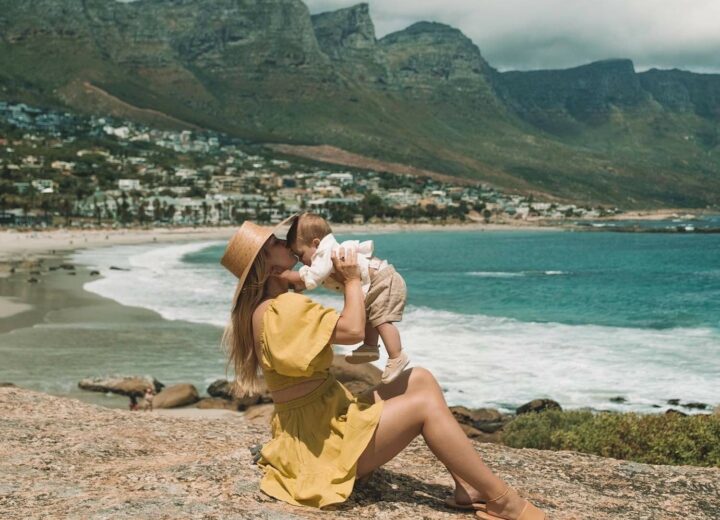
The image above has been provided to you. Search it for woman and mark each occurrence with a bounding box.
[220,219,546,520]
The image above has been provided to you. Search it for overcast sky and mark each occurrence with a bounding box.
[305,0,720,73]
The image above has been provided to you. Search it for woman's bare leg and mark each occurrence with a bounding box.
[355,367,525,518]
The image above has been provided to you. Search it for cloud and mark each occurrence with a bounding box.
[304,0,720,73]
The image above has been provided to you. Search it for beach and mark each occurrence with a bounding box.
[0,221,564,406]
[2,220,719,414]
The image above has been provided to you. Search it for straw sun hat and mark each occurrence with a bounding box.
[220,215,298,309]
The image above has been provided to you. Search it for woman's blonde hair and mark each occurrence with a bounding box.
[222,252,269,397]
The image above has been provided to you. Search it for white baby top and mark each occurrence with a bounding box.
[297,233,386,294]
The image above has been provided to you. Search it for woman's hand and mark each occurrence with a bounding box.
[331,246,361,285]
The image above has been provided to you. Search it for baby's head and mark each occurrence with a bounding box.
[287,213,332,266]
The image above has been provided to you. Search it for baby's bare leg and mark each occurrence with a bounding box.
[377,322,402,359]
[364,321,379,347]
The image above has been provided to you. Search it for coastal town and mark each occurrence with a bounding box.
[0,101,619,228]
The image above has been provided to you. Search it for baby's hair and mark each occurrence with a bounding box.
[288,212,332,246]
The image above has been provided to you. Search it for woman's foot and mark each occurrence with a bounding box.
[445,484,487,511]
[475,486,546,520]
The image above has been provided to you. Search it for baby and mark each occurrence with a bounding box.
[281,213,410,383]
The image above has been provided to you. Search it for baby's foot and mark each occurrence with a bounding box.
[381,351,410,383]
[345,344,380,364]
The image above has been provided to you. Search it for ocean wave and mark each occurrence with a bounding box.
[74,243,720,414]
[467,270,568,278]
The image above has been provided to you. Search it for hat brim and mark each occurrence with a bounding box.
[229,214,299,310]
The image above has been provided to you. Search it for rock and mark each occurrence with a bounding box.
[78,376,164,397]
[48,266,59,271]
[109,266,129,271]
[0,382,16,387]
[153,384,199,409]
[206,378,271,407]
[330,354,381,394]
[27,277,39,283]
[59,263,75,270]
[89,270,100,276]
[517,399,562,415]
[29,270,41,275]
[683,402,708,410]
[665,409,687,417]
[243,404,275,425]
[450,406,508,433]
[195,397,242,411]
[610,396,627,403]
[67,272,76,275]
[2,386,720,519]
[667,399,681,405]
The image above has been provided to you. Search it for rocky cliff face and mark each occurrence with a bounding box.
[639,68,720,118]
[496,59,649,130]
[2,386,719,519]
[380,22,497,99]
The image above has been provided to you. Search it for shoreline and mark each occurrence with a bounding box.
[1,224,717,416]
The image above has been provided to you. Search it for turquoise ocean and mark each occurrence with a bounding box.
[71,229,720,413]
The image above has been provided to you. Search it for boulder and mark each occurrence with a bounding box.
[609,396,626,403]
[667,399,681,405]
[516,398,562,415]
[682,402,708,410]
[243,404,275,425]
[206,378,271,407]
[153,384,199,409]
[27,277,39,283]
[330,354,381,395]
[195,398,242,411]
[665,409,688,417]
[450,406,508,433]
[89,270,100,276]
[78,376,164,397]
[59,263,75,270]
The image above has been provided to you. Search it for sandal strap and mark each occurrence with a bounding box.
[486,485,511,503]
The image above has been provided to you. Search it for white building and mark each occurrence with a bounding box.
[118,179,141,191]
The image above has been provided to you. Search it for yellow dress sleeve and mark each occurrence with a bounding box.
[262,292,340,377]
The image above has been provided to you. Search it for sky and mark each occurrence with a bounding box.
[304,0,720,73]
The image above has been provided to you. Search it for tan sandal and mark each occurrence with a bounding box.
[444,495,487,512]
[475,486,547,520]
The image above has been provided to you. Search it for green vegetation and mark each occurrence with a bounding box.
[503,410,720,467]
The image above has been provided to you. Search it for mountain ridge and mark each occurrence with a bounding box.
[0,0,718,207]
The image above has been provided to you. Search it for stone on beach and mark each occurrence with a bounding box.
[78,375,164,397]
[206,378,272,409]
[153,383,200,409]
[517,398,562,415]
[195,397,244,411]
[450,405,509,433]
[330,354,381,395]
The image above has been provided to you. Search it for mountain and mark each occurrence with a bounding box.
[0,0,718,208]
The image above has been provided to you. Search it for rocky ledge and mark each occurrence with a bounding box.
[1,387,718,519]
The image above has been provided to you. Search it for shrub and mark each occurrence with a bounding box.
[502,410,720,467]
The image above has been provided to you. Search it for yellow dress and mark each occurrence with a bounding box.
[257,292,384,508]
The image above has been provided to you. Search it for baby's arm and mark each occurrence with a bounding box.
[298,250,334,290]
[279,270,306,291]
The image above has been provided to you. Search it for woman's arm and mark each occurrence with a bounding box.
[330,246,366,345]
